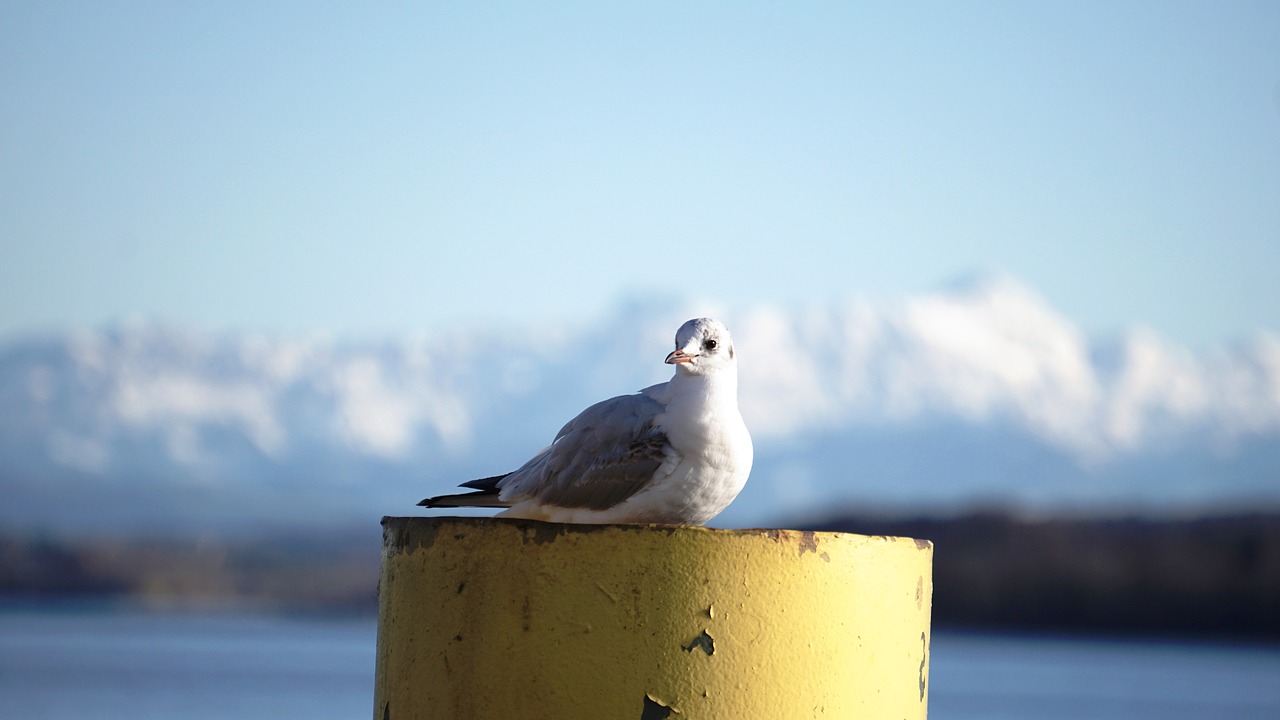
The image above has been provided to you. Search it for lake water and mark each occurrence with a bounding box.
[1,604,1277,719]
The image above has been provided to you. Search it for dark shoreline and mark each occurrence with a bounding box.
[5,511,1278,642]
[801,510,1280,642]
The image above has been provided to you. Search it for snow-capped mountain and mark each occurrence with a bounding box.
[2,276,1278,534]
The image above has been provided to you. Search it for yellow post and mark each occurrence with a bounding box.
[374,517,932,719]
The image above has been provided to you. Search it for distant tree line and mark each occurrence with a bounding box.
[803,511,1280,641]
[4,511,1279,640]
[0,529,378,613]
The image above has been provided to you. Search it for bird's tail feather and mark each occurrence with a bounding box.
[419,473,512,508]
[418,490,509,509]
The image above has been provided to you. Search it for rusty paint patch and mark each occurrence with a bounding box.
[523,521,571,546]
[641,694,675,719]
[682,629,715,656]
[916,576,923,610]
[919,631,928,701]
[759,528,829,557]
[797,530,819,556]
[381,517,444,557]
[914,537,932,550]
[819,551,830,563]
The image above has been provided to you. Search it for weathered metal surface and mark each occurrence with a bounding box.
[374,517,932,719]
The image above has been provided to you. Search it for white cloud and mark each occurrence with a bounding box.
[328,353,472,459]
[112,373,286,459]
[330,357,420,459]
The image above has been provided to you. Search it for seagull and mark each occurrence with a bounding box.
[418,318,753,525]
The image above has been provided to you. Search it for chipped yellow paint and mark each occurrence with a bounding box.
[373,518,933,719]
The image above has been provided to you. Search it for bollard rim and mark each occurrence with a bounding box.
[382,515,933,553]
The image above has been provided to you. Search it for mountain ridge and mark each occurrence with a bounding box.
[2,276,1277,533]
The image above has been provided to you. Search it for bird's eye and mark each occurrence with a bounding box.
[705,339,718,351]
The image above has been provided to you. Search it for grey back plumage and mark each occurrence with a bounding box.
[498,391,673,511]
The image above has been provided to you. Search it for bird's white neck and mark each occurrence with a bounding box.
[667,364,740,413]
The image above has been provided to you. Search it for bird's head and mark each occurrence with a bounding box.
[665,318,736,376]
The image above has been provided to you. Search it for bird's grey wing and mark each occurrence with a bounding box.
[500,392,674,511]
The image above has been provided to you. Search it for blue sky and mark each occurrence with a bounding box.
[3,2,1278,347]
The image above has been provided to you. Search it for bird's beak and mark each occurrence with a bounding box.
[665,349,697,365]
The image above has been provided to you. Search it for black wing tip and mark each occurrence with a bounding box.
[458,473,510,492]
